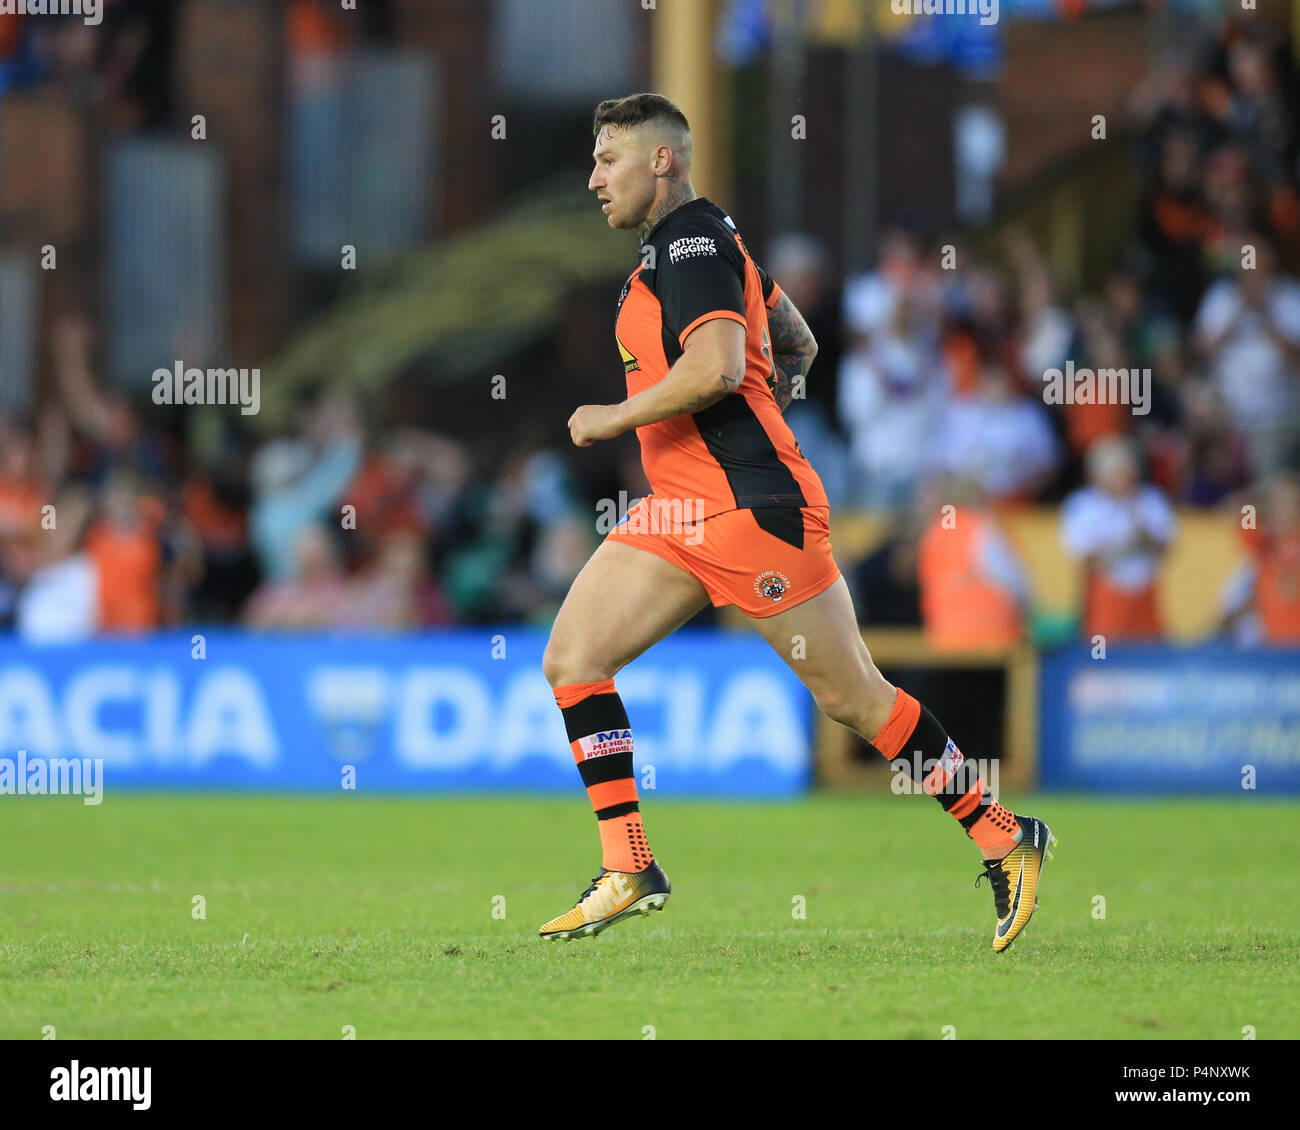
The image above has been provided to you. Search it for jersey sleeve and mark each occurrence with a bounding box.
[756,261,783,310]
[656,231,748,348]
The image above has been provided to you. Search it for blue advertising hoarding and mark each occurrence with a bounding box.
[0,631,814,797]
[1040,646,1300,793]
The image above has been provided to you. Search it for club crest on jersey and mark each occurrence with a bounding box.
[754,569,792,603]
[576,730,634,760]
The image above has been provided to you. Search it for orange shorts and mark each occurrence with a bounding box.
[605,496,841,618]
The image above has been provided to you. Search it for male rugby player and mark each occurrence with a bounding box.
[539,93,1055,952]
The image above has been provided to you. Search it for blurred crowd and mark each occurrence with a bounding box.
[2,18,1298,647]
[786,21,1300,649]
[0,315,599,641]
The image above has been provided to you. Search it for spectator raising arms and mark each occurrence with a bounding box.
[1194,236,1300,479]
[248,388,362,585]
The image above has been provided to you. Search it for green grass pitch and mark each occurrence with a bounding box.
[2,793,1297,1039]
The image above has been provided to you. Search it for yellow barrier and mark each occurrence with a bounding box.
[830,505,1243,642]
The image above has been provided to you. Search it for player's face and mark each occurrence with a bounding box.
[589,126,656,230]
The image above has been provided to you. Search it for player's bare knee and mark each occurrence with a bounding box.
[541,639,574,689]
[542,638,611,690]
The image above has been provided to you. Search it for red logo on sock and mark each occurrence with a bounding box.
[576,730,634,759]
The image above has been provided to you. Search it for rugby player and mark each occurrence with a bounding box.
[539,93,1055,952]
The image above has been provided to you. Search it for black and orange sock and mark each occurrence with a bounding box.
[554,678,653,873]
[870,688,1021,859]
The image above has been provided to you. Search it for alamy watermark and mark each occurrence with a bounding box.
[889,749,1000,798]
[0,0,101,26]
[0,751,103,805]
[1041,361,1151,416]
[50,1061,150,1110]
[891,0,999,27]
[596,491,707,545]
[152,362,260,415]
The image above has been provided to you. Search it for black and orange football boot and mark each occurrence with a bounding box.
[977,815,1057,953]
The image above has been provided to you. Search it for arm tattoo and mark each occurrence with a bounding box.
[687,372,741,411]
[764,292,817,413]
[768,356,803,413]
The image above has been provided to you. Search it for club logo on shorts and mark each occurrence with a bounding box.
[754,569,792,603]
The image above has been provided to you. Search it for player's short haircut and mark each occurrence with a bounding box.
[593,93,692,166]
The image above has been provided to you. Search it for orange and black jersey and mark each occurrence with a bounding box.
[613,197,828,520]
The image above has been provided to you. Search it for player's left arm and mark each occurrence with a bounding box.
[764,290,818,413]
[568,319,745,446]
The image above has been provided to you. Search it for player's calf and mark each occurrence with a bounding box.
[809,670,897,743]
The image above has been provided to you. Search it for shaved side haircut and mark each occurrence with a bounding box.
[592,93,693,168]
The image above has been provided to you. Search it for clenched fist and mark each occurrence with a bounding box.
[567,403,626,447]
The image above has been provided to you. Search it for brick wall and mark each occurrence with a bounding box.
[998,12,1151,189]
[392,0,499,238]
[178,0,285,366]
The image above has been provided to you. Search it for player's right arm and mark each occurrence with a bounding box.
[764,289,818,413]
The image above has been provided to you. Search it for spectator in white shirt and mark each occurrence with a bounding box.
[839,229,948,511]
[937,364,1060,501]
[838,289,948,512]
[15,487,99,644]
[1061,436,1176,641]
